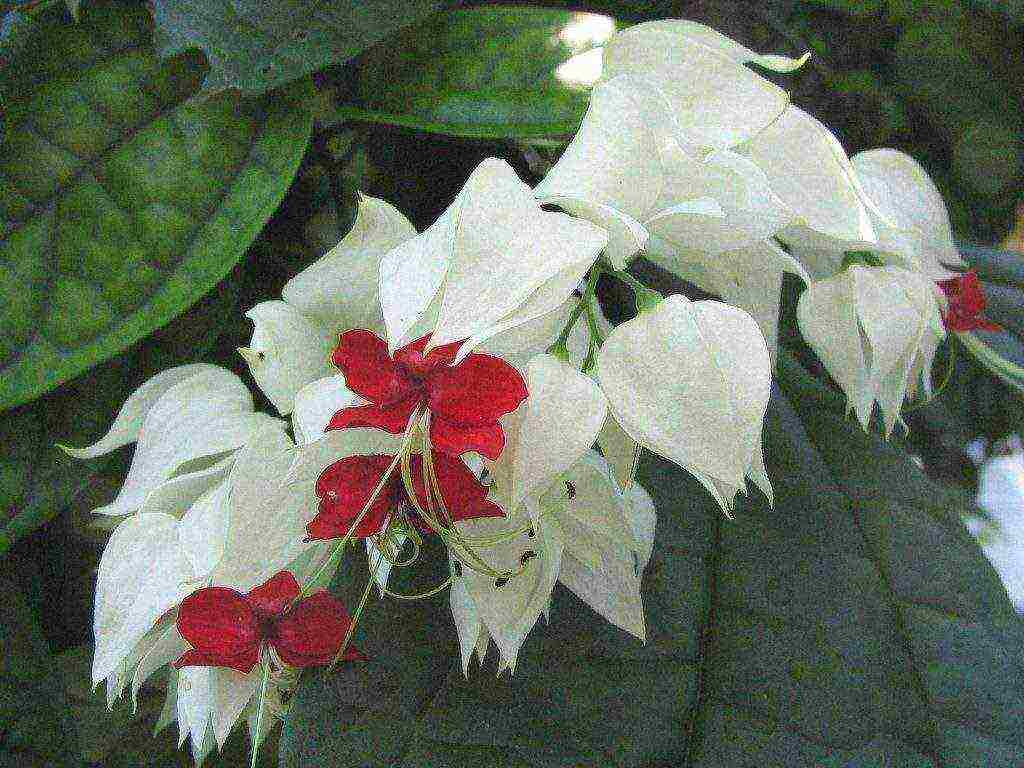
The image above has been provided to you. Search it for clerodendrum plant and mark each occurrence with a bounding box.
[64,19,1001,767]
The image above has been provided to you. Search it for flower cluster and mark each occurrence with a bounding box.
[65,19,989,765]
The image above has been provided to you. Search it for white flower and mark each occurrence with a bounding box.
[448,355,658,672]
[539,452,651,641]
[91,423,330,760]
[797,265,945,436]
[240,194,416,415]
[737,104,878,277]
[377,158,608,355]
[602,21,808,151]
[968,448,1024,611]
[850,148,966,279]
[488,355,607,522]
[61,364,279,517]
[535,74,807,357]
[596,295,773,514]
[451,513,565,675]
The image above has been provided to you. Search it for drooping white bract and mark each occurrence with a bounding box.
[596,295,773,514]
[91,424,325,763]
[452,512,564,675]
[282,193,418,331]
[61,364,279,517]
[239,194,416,415]
[489,355,608,523]
[737,104,878,278]
[535,73,806,358]
[797,265,945,437]
[448,355,654,671]
[538,452,650,641]
[377,158,608,355]
[850,148,966,279]
[602,21,808,151]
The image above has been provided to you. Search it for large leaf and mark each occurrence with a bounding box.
[278,352,1024,766]
[0,0,312,409]
[151,0,459,96]
[0,262,244,555]
[338,7,620,139]
[0,358,127,556]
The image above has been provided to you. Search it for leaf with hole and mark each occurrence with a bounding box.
[340,7,622,139]
[0,0,312,410]
[150,0,460,96]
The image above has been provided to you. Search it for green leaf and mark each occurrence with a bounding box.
[0,268,242,555]
[278,354,1024,767]
[339,7,621,139]
[150,0,459,96]
[0,0,312,410]
[1,358,127,556]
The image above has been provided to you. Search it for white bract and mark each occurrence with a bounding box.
[850,148,966,279]
[378,158,608,354]
[596,295,773,514]
[536,73,807,357]
[240,194,416,415]
[797,265,945,436]
[739,105,877,266]
[602,21,807,151]
[61,364,279,517]
[90,423,327,761]
[450,356,654,670]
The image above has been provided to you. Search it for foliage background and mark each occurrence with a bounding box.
[1,0,1022,765]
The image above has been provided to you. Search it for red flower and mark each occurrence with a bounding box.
[328,330,527,460]
[937,271,1001,332]
[174,572,361,673]
[307,452,504,541]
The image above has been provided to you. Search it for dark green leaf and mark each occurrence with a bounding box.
[150,0,459,96]
[0,567,80,767]
[278,351,1024,766]
[1,358,127,556]
[0,0,312,409]
[340,7,620,139]
[0,266,241,555]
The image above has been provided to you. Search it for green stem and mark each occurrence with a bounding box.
[250,654,272,768]
[548,266,603,359]
[605,266,662,314]
[957,331,1024,395]
[328,572,375,671]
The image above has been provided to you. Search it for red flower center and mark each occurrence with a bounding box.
[174,571,363,673]
[936,270,1001,333]
[328,329,528,460]
[307,451,504,541]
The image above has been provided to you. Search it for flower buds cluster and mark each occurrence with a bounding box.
[62,17,979,766]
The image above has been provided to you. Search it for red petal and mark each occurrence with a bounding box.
[407,453,506,525]
[176,587,259,663]
[332,330,419,405]
[428,353,528,426]
[429,417,505,460]
[246,571,301,618]
[272,591,361,667]
[327,394,421,435]
[173,647,261,675]
[308,455,398,540]
[394,334,463,379]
